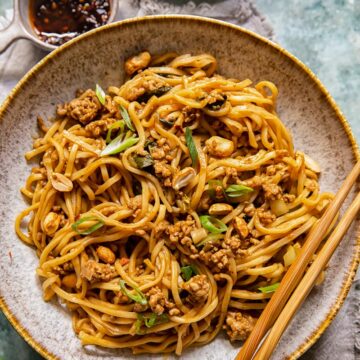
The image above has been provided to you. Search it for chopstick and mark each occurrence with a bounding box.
[253,190,360,359]
[235,160,360,360]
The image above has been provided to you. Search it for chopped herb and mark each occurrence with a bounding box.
[207,180,227,200]
[135,313,168,334]
[119,105,135,132]
[185,127,198,167]
[200,215,227,234]
[101,133,139,156]
[225,184,254,198]
[205,95,227,111]
[137,86,172,103]
[71,216,104,235]
[134,154,154,169]
[258,282,280,294]
[160,118,175,128]
[106,120,125,143]
[180,265,198,281]
[119,280,147,305]
[95,84,106,105]
[196,233,224,248]
[144,140,156,149]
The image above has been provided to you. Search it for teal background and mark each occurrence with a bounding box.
[0,0,359,359]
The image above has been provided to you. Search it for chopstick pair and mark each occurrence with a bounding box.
[236,160,360,360]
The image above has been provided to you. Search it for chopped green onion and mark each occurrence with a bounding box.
[258,282,280,294]
[119,280,147,305]
[207,180,227,200]
[144,140,156,149]
[134,154,154,169]
[106,120,125,144]
[71,216,104,235]
[185,127,198,167]
[200,215,227,234]
[135,313,168,334]
[160,118,174,128]
[95,84,106,105]
[180,265,198,281]
[135,314,144,335]
[119,105,135,132]
[196,233,224,248]
[101,133,139,156]
[225,184,254,198]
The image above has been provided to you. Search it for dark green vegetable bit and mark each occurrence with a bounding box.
[71,216,104,235]
[185,127,199,167]
[258,282,280,294]
[134,154,154,169]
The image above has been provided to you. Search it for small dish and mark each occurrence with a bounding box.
[0,0,118,53]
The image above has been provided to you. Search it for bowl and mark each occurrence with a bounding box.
[0,15,359,360]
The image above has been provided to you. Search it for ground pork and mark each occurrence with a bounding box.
[222,235,249,258]
[197,242,233,273]
[126,78,168,101]
[66,89,101,124]
[125,51,151,76]
[146,286,178,315]
[80,259,117,282]
[166,216,198,254]
[257,208,276,225]
[85,118,116,137]
[182,275,210,305]
[224,311,257,342]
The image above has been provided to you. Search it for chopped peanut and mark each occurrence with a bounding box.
[233,217,249,238]
[97,246,116,264]
[62,273,77,288]
[43,212,61,235]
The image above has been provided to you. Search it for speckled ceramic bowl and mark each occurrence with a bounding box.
[0,15,359,360]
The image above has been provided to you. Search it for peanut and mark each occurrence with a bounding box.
[62,273,77,288]
[43,212,61,235]
[97,246,116,264]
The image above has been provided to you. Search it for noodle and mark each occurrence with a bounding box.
[15,51,333,355]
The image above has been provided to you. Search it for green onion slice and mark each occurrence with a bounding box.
[119,105,135,132]
[101,133,139,156]
[134,154,154,169]
[95,84,106,105]
[196,233,224,248]
[71,216,104,235]
[225,184,254,198]
[119,280,147,305]
[200,215,227,234]
[258,282,280,294]
[180,265,198,281]
[185,127,198,167]
[207,179,227,200]
[135,313,168,334]
[106,120,125,144]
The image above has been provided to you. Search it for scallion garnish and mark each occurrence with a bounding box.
[135,313,168,334]
[185,127,198,167]
[95,84,106,105]
[160,118,174,128]
[196,233,224,248]
[119,280,147,305]
[207,180,227,200]
[101,133,139,156]
[71,216,104,235]
[200,215,227,234]
[180,265,198,281]
[134,154,154,169]
[225,184,254,198]
[258,282,280,294]
[106,120,125,144]
[119,105,135,132]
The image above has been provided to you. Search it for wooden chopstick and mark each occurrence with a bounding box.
[235,160,360,360]
[254,190,360,359]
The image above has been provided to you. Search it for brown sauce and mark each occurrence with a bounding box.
[29,0,111,46]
